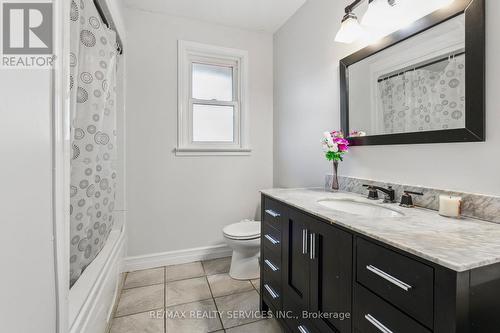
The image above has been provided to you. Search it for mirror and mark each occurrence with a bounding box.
[349,15,465,136]
[340,0,484,146]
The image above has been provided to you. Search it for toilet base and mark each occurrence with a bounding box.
[228,249,260,280]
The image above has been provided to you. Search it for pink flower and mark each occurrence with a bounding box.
[334,137,348,145]
[333,137,349,151]
[338,143,348,152]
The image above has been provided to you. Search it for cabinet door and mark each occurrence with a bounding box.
[309,220,353,333]
[283,209,311,315]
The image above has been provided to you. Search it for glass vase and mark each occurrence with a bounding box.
[331,160,339,191]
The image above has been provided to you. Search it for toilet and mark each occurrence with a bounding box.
[223,220,261,280]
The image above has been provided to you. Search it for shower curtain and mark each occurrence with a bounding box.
[378,54,466,134]
[69,0,118,287]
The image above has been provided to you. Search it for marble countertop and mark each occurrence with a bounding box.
[261,188,500,272]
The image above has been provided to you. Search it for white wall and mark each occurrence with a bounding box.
[0,71,56,332]
[123,8,273,256]
[274,0,500,196]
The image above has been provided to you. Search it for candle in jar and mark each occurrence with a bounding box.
[439,195,462,218]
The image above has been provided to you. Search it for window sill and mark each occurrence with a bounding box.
[175,147,252,156]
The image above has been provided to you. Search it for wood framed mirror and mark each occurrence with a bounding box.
[340,0,485,146]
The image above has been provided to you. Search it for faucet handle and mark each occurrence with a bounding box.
[400,190,423,208]
[363,184,379,200]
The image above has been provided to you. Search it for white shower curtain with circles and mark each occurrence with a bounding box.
[69,0,118,287]
[378,54,465,134]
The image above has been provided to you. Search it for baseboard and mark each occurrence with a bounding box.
[123,244,232,272]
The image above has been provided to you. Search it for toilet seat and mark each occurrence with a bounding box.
[223,221,260,240]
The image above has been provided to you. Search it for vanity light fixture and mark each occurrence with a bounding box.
[335,0,456,44]
[361,0,396,29]
[334,0,365,43]
[334,12,364,43]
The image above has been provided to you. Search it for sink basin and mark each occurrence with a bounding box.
[317,198,404,218]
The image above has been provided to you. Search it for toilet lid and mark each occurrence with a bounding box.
[223,221,260,240]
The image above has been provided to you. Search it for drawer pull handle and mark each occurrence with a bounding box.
[366,265,412,291]
[309,233,316,260]
[298,325,310,333]
[264,259,279,272]
[264,234,280,245]
[264,284,279,299]
[265,209,280,218]
[365,314,394,333]
[302,229,308,255]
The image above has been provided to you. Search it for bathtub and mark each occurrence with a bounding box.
[69,225,126,333]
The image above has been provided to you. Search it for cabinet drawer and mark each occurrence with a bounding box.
[263,197,285,230]
[283,301,320,333]
[354,284,431,333]
[262,245,281,285]
[288,318,321,333]
[262,222,281,255]
[356,238,434,328]
[262,279,282,310]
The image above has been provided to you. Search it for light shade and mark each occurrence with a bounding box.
[335,13,364,44]
[361,0,395,28]
[435,0,455,7]
[362,0,456,32]
[336,0,456,45]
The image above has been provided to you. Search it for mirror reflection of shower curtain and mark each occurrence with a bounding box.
[378,54,465,134]
[69,0,118,287]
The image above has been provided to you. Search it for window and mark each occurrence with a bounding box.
[177,40,250,155]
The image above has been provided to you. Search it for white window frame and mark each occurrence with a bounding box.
[176,40,250,156]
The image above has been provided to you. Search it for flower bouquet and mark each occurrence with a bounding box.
[321,131,350,191]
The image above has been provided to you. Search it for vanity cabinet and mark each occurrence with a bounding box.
[260,194,500,333]
[261,196,352,333]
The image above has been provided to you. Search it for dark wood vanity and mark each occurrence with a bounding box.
[258,0,489,331]
[260,195,500,333]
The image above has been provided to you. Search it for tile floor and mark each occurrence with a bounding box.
[109,257,284,333]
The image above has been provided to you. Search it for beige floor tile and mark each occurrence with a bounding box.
[215,290,260,329]
[166,262,205,282]
[202,257,231,275]
[116,284,164,317]
[207,273,254,298]
[110,310,164,333]
[124,267,164,289]
[166,276,212,307]
[166,299,222,333]
[226,319,283,333]
[250,279,260,292]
